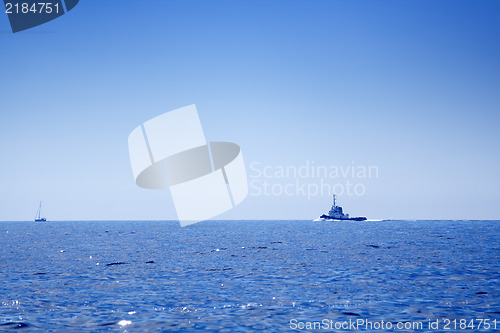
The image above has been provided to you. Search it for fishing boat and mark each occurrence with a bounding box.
[34,201,47,222]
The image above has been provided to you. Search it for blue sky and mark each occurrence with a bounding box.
[1,0,499,221]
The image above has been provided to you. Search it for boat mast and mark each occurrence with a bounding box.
[333,194,336,207]
[36,201,42,219]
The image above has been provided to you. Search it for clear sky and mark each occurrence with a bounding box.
[1,0,499,221]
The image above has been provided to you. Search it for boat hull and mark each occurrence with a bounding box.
[34,218,47,222]
[318,214,367,221]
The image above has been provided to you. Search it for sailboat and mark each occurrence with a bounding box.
[34,201,47,222]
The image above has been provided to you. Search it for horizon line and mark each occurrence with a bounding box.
[1,219,500,222]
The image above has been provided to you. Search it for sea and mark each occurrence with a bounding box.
[0,220,499,332]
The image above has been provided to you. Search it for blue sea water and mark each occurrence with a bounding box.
[0,220,499,332]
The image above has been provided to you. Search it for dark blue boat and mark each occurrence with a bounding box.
[317,195,367,221]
